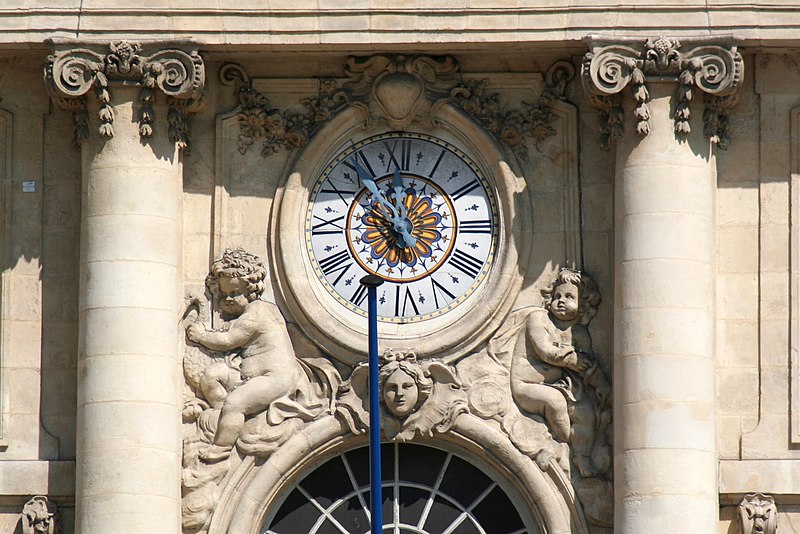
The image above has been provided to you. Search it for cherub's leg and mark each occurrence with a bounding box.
[511,383,571,442]
[200,362,240,409]
[213,375,294,447]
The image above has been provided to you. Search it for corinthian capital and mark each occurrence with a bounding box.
[44,42,205,150]
[581,37,744,150]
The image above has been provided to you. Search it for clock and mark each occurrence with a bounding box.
[272,109,525,364]
[305,131,498,323]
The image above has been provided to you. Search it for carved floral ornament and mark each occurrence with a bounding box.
[44,41,205,151]
[221,54,573,163]
[581,37,744,150]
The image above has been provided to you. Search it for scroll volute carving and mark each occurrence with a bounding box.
[340,54,460,129]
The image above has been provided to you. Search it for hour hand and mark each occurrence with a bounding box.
[351,158,398,218]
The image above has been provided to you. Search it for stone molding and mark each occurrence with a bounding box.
[739,493,778,534]
[44,41,205,150]
[221,55,571,164]
[21,496,58,534]
[581,37,744,149]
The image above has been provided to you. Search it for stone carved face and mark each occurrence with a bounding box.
[383,368,420,418]
[549,281,580,322]
[217,277,250,318]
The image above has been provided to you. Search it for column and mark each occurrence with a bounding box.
[583,38,743,532]
[45,42,204,533]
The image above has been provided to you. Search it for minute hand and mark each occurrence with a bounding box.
[352,159,417,248]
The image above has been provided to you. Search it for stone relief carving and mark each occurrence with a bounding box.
[21,496,57,534]
[221,56,572,163]
[450,60,575,161]
[336,349,468,441]
[219,63,342,158]
[181,248,341,532]
[739,493,778,534]
[45,41,205,150]
[582,37,744,149]
[180,253,611,531]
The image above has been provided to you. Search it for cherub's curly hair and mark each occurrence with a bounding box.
[205,248,267,302]
[541,268,601,326]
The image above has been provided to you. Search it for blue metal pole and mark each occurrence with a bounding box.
[360,274,384,534]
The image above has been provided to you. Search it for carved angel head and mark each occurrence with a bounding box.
[205,248,267,304]
[379,350,432,418]
[541,268,601,326]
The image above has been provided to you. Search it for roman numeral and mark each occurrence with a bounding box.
[320,182,355,204]
[430,278,456,308]
[449,249,483,279]
[451,179,480,201]
[350,284,369,307]
[341,150,377,183]
[428,149,446,179]
[318,250,352,285]
[311,214,345,235]
[459,219,493,234]
[394,285,419,316]
[384,139,412,171]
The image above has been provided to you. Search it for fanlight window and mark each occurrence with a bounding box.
[263,443,536,534]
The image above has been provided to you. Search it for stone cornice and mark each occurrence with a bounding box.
[44,41,205,151]
[581,37,744,150]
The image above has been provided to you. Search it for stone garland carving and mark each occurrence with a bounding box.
[450,60,576,162]
[739,493,778,534]
[219,63,342,158]
[222,55,573,163]
[582,37,744,150]
[180,249,611,531]
[21,496,58,534]
[44,41,205,151]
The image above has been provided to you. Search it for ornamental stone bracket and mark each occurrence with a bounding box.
[739,493,778,534]
[21,496,58,534]
[44,41,205,151]
[581,36,744,150]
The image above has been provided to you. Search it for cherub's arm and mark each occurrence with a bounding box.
[525,312,588,372]
[186,314,257,352]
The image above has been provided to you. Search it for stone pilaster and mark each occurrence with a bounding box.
[45,42,204,533]
[582,38,743,533]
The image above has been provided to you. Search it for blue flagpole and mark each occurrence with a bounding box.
[360,274,384,534]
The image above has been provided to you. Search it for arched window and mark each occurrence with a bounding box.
[263,443,536,534]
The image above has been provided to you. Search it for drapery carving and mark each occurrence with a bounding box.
[45,41,205,150]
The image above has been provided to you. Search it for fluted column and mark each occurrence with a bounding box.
[583,38,743,533]
[45,42,204,533]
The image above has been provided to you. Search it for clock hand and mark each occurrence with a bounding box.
[390,167,417,248]
[351,158,417,249]
[351,158,399,219]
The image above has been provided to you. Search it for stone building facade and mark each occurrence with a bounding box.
[0,3,797,534]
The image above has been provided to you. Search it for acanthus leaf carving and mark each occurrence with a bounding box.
[582,37,744,149]
[45,41,205,150]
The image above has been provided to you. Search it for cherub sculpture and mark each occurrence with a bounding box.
[185,248,334,463]
[491,268,610,477]
[337,349,468,441]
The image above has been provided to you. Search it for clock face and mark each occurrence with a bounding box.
[306,132,499,323]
